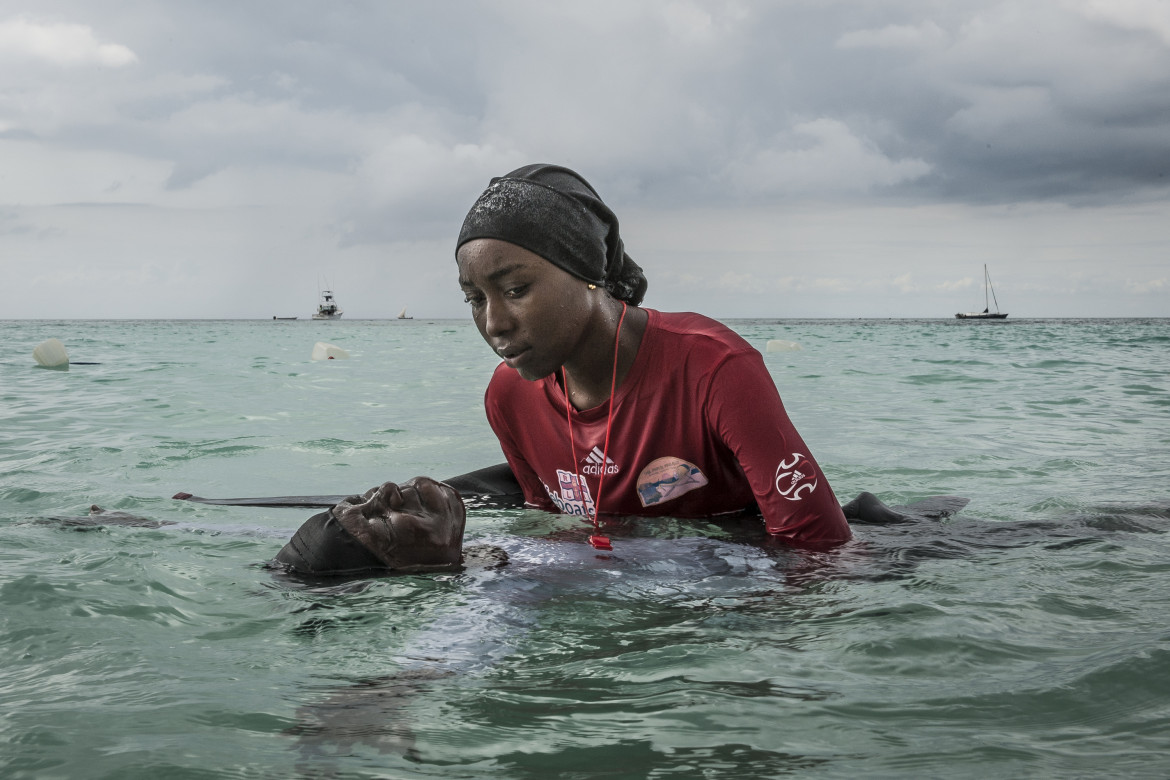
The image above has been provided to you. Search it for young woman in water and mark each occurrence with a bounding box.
[455,164,851,548]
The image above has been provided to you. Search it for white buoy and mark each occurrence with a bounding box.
[765,339,802,352]
[33,338,70,368]
[311,341,349,361]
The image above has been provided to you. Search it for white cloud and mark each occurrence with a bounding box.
[0,68,224,138]
[836,21,948,50]
[0,139,170,205]
[716,271,758,293]
[803,277,859,293]
[661,0,715,42]
[341,135,527,244]
[939,2,1170,117]
[714,271,863,296]
[938,277,976,292]
[1079,0,1170,46]
[1125,278,1168,294]
[0,16,137,67]
[727,118,931,196]
[891,273,917,293]
[353,136,521,211]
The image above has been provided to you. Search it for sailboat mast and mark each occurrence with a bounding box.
[986,265,1001,313]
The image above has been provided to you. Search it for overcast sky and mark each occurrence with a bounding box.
[2,0,1168,319]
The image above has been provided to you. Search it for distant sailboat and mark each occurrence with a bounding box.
[955,265,1008,320]
[397,307,413,320]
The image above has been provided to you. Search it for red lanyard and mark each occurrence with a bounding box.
[562,301,627,551]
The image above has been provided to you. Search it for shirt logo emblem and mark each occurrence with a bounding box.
[544,469,596,517]
[636,457,709,507]
[581,446,619,477]
[775,453,818,501]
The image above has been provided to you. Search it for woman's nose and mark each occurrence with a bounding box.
[481,296,514,338]
[379,482,404,510]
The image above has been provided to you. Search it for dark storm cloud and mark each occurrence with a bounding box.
[3,0,1168,319]
[8,0,1167,218]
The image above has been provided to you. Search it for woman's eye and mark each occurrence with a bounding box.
[505,285,528,298]
[464,294,484,307]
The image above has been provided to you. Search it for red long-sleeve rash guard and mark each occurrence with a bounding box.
[485,309,852,547]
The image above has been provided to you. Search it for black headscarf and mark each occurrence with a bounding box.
[456,164,648,306]
[273,509,388,576]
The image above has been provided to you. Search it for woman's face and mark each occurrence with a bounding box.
[457,238,597,381]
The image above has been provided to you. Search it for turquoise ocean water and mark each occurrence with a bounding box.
[2,317,1168,779]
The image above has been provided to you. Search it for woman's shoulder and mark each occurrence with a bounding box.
[485,361,554,405]
[488,360,532,391]
[646,309,755,356]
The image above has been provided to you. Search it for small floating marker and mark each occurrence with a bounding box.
[311,341,349,361]
[33,338,70,369]
[765,339,802,352]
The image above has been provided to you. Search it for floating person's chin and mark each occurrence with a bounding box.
[272,477,467,577]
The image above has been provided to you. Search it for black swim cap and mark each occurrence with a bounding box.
[274,508,389,576]
[456,164,648,306]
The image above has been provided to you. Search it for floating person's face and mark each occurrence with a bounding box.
[457,238,599,381]
[274,477,466,576]
[333,478,466,570]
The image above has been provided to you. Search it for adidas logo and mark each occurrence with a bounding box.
[582,446,620,475]
[586,446,615,466]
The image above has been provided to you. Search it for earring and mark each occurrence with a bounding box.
[587,284,597,290]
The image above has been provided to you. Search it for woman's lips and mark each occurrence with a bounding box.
[497,345,530,368]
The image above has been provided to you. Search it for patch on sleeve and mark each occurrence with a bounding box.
[774,453,818,501]
[636,457,709,507]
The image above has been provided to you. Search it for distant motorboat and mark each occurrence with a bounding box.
[955,265,1008,319]
[397,307,413,320]
[273,316,298,320]
[312,290,343,320]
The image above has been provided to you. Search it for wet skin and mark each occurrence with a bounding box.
[457,238,646,410]
[332,477,466,570]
